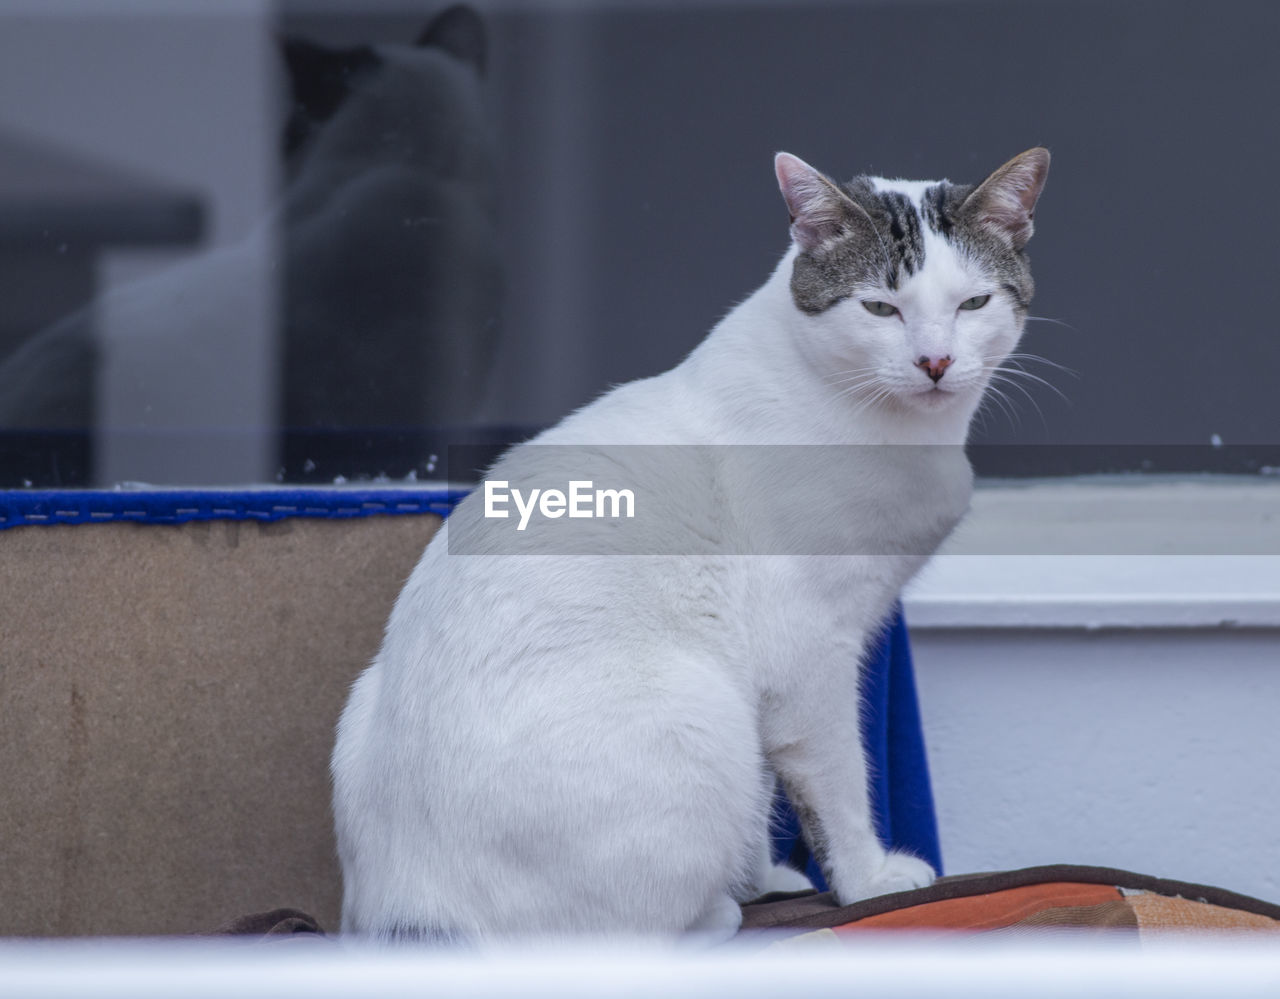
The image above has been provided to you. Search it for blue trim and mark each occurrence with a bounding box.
[0,487,468,530]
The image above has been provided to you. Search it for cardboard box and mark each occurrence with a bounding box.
[0,514,441,936]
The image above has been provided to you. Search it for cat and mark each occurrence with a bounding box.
[279,4,501,466]
[331,146,1050,941]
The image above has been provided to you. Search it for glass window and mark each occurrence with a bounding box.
[1,0,1277,487]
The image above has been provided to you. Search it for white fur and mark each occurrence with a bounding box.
[332,162,1030,942]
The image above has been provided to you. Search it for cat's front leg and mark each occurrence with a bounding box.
[761,672,935,904]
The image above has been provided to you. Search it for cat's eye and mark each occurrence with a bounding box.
[959,294,991,311]
[862,300,898,318]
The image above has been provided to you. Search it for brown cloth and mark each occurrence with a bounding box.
[212,907,326,937]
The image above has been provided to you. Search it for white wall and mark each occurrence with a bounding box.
[913,628,1280,903]
[906,479,1280,904]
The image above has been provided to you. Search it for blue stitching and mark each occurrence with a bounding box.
[0,488,469,531]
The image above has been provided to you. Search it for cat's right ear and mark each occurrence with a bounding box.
[775,153,865,253]
[281,39,379,98]
[417,5,487,75]
[280,39,380,156]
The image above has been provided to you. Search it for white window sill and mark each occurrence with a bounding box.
[903,477,1280,630]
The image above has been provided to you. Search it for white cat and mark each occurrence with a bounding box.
[332,147,1050,941]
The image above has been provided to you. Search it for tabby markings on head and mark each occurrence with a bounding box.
[789,173,1035,317]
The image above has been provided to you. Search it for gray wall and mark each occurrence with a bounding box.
[485,0,1280,474]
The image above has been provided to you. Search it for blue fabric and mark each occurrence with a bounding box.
[771,606,943,887]
[0,487,466,530]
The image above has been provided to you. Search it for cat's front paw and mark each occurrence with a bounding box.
[860,851,935,899]
[834,852,935,903]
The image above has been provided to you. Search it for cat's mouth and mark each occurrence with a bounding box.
[903,382,965,410]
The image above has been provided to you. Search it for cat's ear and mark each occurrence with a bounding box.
[281,38,379,104]
[417,4,487,75]
[775,152,869,253]
[962,147,1050,251]
[280,39,380,156]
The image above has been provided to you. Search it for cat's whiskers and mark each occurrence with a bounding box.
[978,349,1068,429]
[1024,315,1075,330]
[827,365,882,387]
[975,371,1019,428]
[833,377,885,402]
[971,395,996,433]
[836,373,887,401]
[982,367,1057,432]
[977,382,1022,431]
[828,368,889,406]
[986,356,1073,409]
[1001,351,1078,381]
[982,353,1073,407]
[970,395,998,435]
[991,372,1044,421]
[847,383,900,419]
[995,369,1071,411]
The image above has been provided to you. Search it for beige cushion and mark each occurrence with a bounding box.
[0,514,440,936]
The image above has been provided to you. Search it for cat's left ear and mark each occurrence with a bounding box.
[417,5,487,75]
[962,147,1050,250]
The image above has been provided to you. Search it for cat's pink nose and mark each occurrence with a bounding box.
[915,355,953,383]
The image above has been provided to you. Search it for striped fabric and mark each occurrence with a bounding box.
[742,865,1280,940]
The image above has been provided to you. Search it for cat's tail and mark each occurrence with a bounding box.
[357,922,470,947]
